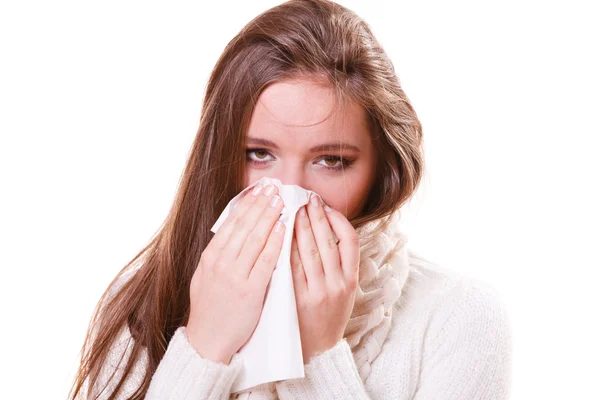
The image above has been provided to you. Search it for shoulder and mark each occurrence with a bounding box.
[394,251,512,338]
[95,265,146,369]
[389,251,513,358]
[91,266,148,398]
[383,253,512,396]
[389,252,512,388]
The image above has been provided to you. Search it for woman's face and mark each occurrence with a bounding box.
[245,78,378,219]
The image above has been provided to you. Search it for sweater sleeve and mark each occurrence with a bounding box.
[275,278,512,400]
[90,269,243,399]
[92,325,243,399]
[145,326,243,399]
[413,279,513,399]
[275,338,371,400]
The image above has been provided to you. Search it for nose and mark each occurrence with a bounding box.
[273,164,309,191]
[277,170,305,189]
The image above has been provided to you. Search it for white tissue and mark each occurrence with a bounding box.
[210,177,337,393]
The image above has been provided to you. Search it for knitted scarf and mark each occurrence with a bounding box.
[233,210,411,398]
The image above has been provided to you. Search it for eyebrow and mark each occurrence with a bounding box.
[246,137,360,153]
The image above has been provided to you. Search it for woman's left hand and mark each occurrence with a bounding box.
[290,193,360,363]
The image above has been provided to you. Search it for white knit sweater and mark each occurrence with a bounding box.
[92,251,512,399]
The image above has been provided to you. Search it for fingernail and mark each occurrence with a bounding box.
[264,185,275,195]
[324,204,332,212]
[299,206,306,217]
[270,195,281,207]
[310,194,319,207]
[274,221,284,232]
[252,185,263,196]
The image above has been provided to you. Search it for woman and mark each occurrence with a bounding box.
[70,0,512,399]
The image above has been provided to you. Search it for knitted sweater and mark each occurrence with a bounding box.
[92,224,512,399]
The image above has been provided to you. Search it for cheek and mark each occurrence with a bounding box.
[245,170,267,189]
[245,171,257,188]
[317,178,372,219]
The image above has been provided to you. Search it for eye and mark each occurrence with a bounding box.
[246,148,355,171]
[247,149,274,162]
[319,156,342,168]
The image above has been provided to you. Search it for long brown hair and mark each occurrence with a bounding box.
[69,0,424,398]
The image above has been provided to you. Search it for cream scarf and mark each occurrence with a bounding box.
[234,210,411,398]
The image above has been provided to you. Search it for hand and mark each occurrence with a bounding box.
[290,193,360,363]
[185,184,286,365]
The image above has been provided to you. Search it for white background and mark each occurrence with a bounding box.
[1,1,598,398]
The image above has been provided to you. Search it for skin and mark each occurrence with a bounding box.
[185,77,380,366]
[245,78,379,363]
[244,77,377,219]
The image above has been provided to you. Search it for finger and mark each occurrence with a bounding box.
[248,220,286,287]
[208,184,262,254]
[238,192,285,276]
[294,205,325,290]
[221,184,281,263]
[306,193,343,282]
[290,233,307,294]
[322,205,360,284]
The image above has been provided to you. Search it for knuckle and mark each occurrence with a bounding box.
[347,276,359,291]
[290,259,303,271]
[247,229,264,246]
[330,283,347,297]
[237,286,253,302]
[312,292,328,306]
[315,212,327,223]
[257,250,276,267]
[232,278,252,298]
[349,231,360,247]
[229,213,241,227]
[326,237,338,250]
[308,246,320,261]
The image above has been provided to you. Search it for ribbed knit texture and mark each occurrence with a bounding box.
[275,338,369,399]
[146,327,243,399]
[91,212,512,399]
[92,324,244,399]
[346,211,410,381]
[232,211,410,398]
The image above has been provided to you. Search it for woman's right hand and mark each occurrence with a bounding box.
[185,183,286,365]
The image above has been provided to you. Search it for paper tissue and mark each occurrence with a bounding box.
[210,177,338,393]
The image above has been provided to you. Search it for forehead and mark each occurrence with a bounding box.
[246,78,370,146]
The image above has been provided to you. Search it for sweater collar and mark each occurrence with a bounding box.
[349,209,411,380]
